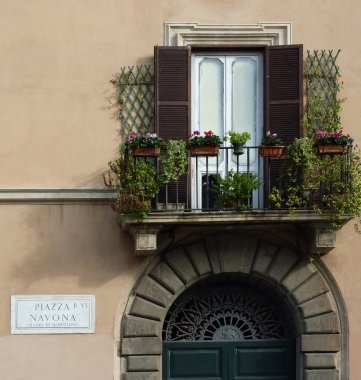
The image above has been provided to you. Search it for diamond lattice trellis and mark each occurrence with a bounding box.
[305,50,342,132]
[116,65,154,140]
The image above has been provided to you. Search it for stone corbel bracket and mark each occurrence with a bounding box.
[311,223,337,256]
[127,225,162,256]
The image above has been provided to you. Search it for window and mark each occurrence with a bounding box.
[154,45,303,207]
[192,52,263,208]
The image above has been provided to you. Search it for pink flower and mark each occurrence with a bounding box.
[129,131,137,139]
[266,131,271,136]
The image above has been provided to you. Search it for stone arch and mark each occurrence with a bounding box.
[120,232,347,380]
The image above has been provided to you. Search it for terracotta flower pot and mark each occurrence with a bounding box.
[259,145,284,158]
[189,145,220,157]
[316,143,349,155]
[132,146,161,157]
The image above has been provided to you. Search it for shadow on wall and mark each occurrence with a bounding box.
[9,202,140,289]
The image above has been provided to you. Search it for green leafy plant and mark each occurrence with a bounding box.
[269,137,316,213]
[261,131,283,146]
[212,171,262,210]
[312,149,361,230]
[160,140,188,182]
[227,131,251,145]
[268,136,361,231]
[187,130,223,147]
[108,155,160,218]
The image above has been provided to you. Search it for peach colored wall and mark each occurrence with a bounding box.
[1,0,360,186]
[1,0,361,379]
[0,204,142,380]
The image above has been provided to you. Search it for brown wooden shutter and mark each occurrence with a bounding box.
[265,44,303,143]
[265,45,303,197]
[154,46,191,205]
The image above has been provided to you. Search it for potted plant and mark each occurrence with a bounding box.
[186,130,223,156]
[259,131,284,157]
[127,131,164,157]
[211,170,262,210]
[228,131,251,155]
[315,130,353,154]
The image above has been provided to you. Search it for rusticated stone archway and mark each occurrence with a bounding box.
[119,232,348,380]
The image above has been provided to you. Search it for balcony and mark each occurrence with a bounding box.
[112,144,352,255]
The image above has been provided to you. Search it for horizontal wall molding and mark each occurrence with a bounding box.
[0,188,116,204]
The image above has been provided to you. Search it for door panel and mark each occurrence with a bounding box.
[163,340,295,380]
[229,341,295,380]
[163,341,228,380]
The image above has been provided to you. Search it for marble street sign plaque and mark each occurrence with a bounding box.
[11,295,95,334]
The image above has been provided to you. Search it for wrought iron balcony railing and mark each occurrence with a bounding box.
[128,145,351,214]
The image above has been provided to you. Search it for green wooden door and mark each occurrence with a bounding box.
[163,340,295,380]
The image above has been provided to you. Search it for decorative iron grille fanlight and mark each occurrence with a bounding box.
[163,283,290,342]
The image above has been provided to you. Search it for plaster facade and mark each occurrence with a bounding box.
[1,1,361,379]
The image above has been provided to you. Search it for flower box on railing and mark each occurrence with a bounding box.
[132,146,161,157]
[259,145,284,158]
[187,130,222,157]
[260,131,284,158]
[127,132,164,158]
[316,143,349,155]
[315,130,352,155]
[189,145,220,157]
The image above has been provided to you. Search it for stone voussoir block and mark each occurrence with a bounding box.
[186,241,211,276]
[303,312,340,334]
[291,272,330,305]
[122,315,160,337]
[267,246,299,283]
[301,334,341,353]
[282,261,316,292]
[129,296,164,321]
[216,234,257,274]
[298,292,335,318]
[304,369,339,380]
[149,261,184,294]
[127,355,160,371]
[165,248,198,283]
[251,240,278,275]
[135,276,172,307]
[124,371,160,380]
[121,337,162,355]
[204,235,221,274]
[304,353,336,369]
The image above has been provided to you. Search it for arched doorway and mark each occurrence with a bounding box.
[119,232,347,380]
[163,275,296,379]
